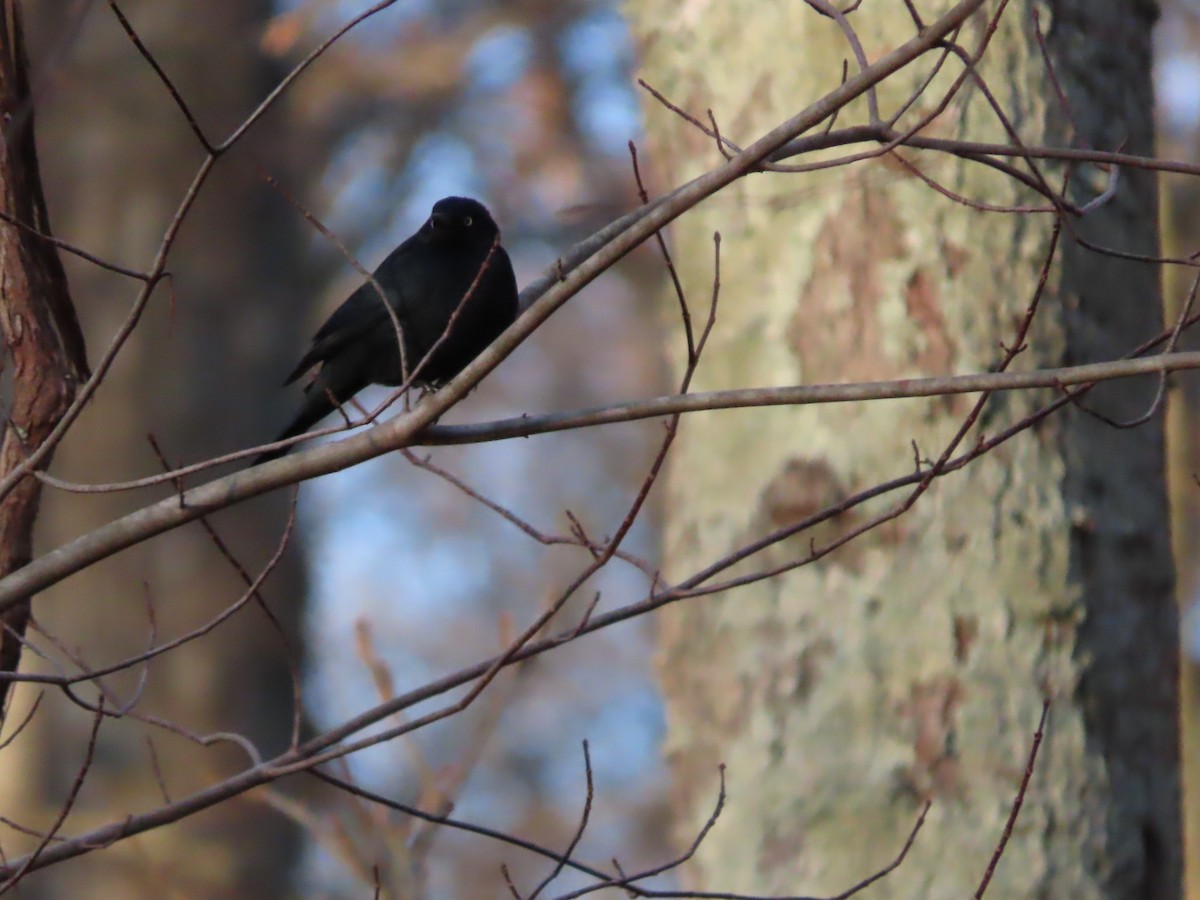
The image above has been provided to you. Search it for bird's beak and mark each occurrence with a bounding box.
[430,212,450,231]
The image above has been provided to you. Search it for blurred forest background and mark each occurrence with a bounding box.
[1161,0,1200,894]
[1,0,1199,896]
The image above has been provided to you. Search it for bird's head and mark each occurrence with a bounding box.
[424,196,499,245]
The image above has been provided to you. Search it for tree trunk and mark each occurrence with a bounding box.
[626,1,1179,897]
[0,0,89,703]
[0,2,319,896]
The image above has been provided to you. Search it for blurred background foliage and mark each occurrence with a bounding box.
[12,0,671,897]
[257,2,671,895]
[4,0,1200,896]
[1161,4,1200,896]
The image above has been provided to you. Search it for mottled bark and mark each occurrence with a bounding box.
[627,1,1178,897]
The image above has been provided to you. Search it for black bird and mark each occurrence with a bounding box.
[255,196,518,465]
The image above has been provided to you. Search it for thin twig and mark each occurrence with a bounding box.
[974,700,1050,898]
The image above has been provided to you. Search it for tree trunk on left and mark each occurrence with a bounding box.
[0,0,88,702]
[0,2,321,897]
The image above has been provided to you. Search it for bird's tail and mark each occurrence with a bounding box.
[251,388,342,467]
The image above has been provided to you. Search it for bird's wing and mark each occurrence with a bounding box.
[283,239,421,385]
[284,287,393,385]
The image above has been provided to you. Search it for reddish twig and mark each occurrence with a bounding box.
[974,700,1050,898]
[0,696,103,892]
[526,741,594,900]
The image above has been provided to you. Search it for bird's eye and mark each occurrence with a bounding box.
[463,216,473,227]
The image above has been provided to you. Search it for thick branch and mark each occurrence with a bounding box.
[1,348,1196,617]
